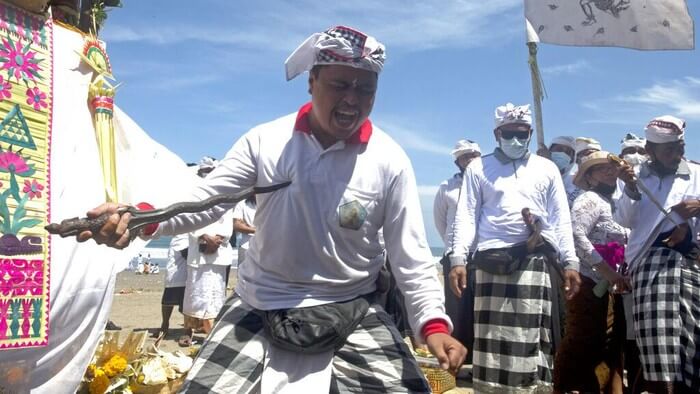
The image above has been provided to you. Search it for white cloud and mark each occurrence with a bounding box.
[617,77,700,119]
[581,76,700,125]
[103,0,523,52]
[375,119,453,156]
[541,60,591,76]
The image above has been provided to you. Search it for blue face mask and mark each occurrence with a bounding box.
[550,151,573,172]
[499,137,530,159]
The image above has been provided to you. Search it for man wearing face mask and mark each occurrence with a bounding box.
[449,103,581,393]
[620,132,647,169]
[541,136,578,207]
[616,116,700,394]
[433,139,481,358]
[548,136,577,175]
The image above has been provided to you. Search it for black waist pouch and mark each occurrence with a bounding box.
[260,294,372,354]
[472,242,529,275]
[472,241,557,275]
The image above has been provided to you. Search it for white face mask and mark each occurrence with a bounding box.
[499,137,530,159]
[623,153,647,167]
[550,151,573,173]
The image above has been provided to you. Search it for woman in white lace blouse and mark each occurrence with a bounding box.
[554,151,631,394]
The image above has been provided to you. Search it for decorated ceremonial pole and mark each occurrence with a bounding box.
[526,23,547,151]
[80,6,120,202]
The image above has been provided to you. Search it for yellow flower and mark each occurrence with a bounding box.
[87,363,97,378]
[89,369,110,394]
[137,373,145,384]
[103,353,128,378]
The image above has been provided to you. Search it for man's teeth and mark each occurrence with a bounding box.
[337,110,358,116]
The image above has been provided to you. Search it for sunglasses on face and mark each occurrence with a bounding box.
[500,129,532,140]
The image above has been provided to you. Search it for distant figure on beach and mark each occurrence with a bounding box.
[233,195,256,268]
[135,253,145,274]
[180,158,235,347]
[155,233,189,339]
[78,26,465,392]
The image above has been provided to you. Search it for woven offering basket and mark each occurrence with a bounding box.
[132,376,185,394]
[415,355,456,393]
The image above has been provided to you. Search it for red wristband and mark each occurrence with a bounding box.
[421,318,450,339]
[135,202,158,236]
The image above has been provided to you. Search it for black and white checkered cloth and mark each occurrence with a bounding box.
[180,295,430,393]
[471,255,555,393]
[632,247,700,390]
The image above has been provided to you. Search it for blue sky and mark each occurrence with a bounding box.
[101,1,699,247]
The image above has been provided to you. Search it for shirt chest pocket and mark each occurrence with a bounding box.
[330,184,381,232]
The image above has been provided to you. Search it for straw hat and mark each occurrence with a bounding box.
[573,150,613,190]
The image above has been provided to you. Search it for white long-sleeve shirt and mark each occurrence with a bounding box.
[152,103,449,335]
[433,173,463,251]
[186,210,235,268]
[450,149,579,272]
[614,160,700,270]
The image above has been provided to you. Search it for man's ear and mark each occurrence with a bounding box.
[645,142,656,161]
[493,128,501,142]
[308,75,313,95]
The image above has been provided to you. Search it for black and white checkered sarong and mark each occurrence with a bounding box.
[180,294,430,393]
[632,247,700,390]
[472,255,554,393]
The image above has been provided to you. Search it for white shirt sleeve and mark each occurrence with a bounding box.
[546,170,580,272]
[433,183,448,246]
[382,162,452,336]
[449,166,481,268]
[232,200,245,220]
[613,186,640,229]
[156,131,259,237]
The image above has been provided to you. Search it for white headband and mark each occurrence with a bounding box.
[494,103,532,128]
[620,132,646,150]
[198,156,218,172]
[451,139,481,160]
[645,115,685,144]
[550,136,576,150]
[285,26,386,81]
[575,137,601,154]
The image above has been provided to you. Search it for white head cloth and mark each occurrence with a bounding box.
[620,133,646,150]
[575,137,602,154]
[198,156,218,172]
[645,115,685,144]
[285,26,386,81]
[494,103,532,128]
[550,136,576,150]
[451,139,481,160]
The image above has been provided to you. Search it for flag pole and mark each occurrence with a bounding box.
[527,41,547,150]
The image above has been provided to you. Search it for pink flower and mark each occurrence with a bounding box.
[26,87,47,111]
[0,37,42,83]
[23,179,43,199]
[0,75,12,101]
[0,151,30,174]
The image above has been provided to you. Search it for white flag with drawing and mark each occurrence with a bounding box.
[525,0,694,50]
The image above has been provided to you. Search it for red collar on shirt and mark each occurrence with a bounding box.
[293,102,373,144]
